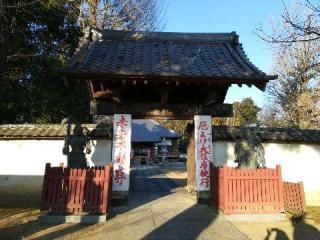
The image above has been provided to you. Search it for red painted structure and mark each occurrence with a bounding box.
[41,163,113,214]
[283,181,307,214]
[210,165,285,214]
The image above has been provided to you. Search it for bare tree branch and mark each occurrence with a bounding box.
[256,0,320,44]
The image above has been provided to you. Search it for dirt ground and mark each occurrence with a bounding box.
[0,187,41,208]
[307,206,320,225]
[0,207,107,240]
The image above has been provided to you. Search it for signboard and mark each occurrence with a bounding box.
[194,115,213,191]
[112,114,131,191]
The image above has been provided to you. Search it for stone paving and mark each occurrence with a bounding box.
[90,166,250,240]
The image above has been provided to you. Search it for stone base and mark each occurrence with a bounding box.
[112,191,128,200]
[197,191,210,204]
[38,214,107,224]
[186,188,210,204]
[224,214,287,222]
[187,185,196,193]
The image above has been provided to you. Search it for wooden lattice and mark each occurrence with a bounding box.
[283,181,306,214]
[210,165,285,214]
[41,163,113,214]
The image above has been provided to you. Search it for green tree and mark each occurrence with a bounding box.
[213,98,261,126]
[234,98,261,126]
[157,120,191,147]
[0,0,166,123]
[0,1,84,123]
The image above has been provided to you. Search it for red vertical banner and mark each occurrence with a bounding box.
[112,114,131,192]
[194,115,213,191]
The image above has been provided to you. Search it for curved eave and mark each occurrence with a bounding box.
[61,69,277,81]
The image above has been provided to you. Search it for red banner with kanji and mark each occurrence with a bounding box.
[112,114,131,191]
[194,115,213,191]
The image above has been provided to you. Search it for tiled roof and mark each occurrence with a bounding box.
[0,120,181,142]
[3,124,317,143]
[212,126,320,143]
[132,119,181,142]
[0,124,112,139]
[64,28,276,86]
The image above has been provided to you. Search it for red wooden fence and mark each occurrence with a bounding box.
[210,165,285,214]
[283,181,306,214]
[41,163,113,214]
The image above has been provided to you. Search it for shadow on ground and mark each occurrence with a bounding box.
[0,166,190,240]
[236,214,320,240]
[109,165,187,215]
[0,166,249,240]
[100,166,249,240]
[0,219,94,240]
[290,217,320,239]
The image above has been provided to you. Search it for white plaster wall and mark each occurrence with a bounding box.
[212,141,237,167]
[0,139,112,176]
[0,138,112,206]
[212,141,320,206]
[264,142,320,206]
[87,139,112,167]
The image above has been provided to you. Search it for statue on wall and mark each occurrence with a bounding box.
[233,127,266,169]
[62,118,91,168]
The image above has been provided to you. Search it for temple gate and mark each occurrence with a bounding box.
[62,28,276,201]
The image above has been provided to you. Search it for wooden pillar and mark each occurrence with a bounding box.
[187,123,196,193]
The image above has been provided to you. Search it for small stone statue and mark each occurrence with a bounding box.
[233,127,266,169]
[62,120,91,168]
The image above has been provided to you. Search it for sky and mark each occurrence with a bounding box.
[164,0,291,107]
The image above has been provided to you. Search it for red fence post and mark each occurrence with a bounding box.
[101,165,107,214]
[209,165,286,214]
[102,163,113,214]
[277,165,285,212]
[40,163,51,211]
[222,166,228,213]
[299,181,307,213]
[283,181,307,214]
[41,163,114,215]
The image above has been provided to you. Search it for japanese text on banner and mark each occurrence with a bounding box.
[194,115,213,191]
[112,114,131,191]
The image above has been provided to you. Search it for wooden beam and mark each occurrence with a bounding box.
[93,90,121,103]
[203,91,219,106]
[202,86,229,106]
[90,101,233,119]
[87,80,93,99]
[64,72,275,85]
[88,80,95,100]
[100,82,105,91]
[161,90,168,107]
[93,90,113,98]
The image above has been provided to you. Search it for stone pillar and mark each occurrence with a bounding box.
[194,115,213,202]
[112,114,132,200]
